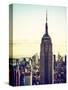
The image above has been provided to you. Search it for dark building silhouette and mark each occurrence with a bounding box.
[9,58,16,86]
[54,55,66,83]
[40,11,53,84]
[54,54,56,70]
[64,55,66,82]
[16,59,20,86]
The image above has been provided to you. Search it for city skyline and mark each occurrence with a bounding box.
[9,4,66,86]
[9,4,67,58]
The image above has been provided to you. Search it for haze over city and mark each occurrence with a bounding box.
[9,4,66,58]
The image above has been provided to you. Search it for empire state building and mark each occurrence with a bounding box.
[40,12,53,84]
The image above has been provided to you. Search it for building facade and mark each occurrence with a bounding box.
[40,12,53,84]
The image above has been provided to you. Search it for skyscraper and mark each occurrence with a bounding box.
[40,11,53,84]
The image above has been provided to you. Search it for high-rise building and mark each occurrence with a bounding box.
[32,53,39,66]
[53,54,56,70]
[16,59,20,86]
[40,11,53,84]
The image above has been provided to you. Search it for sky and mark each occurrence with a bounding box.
[9,4,67,58]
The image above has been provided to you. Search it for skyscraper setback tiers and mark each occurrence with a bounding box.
[40,11,53,84]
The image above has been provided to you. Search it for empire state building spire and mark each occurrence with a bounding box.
[40,9,53,84]
[45,10,48,35]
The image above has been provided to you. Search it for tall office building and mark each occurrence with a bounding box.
[16,59,20,86]
[40,11,53,84]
